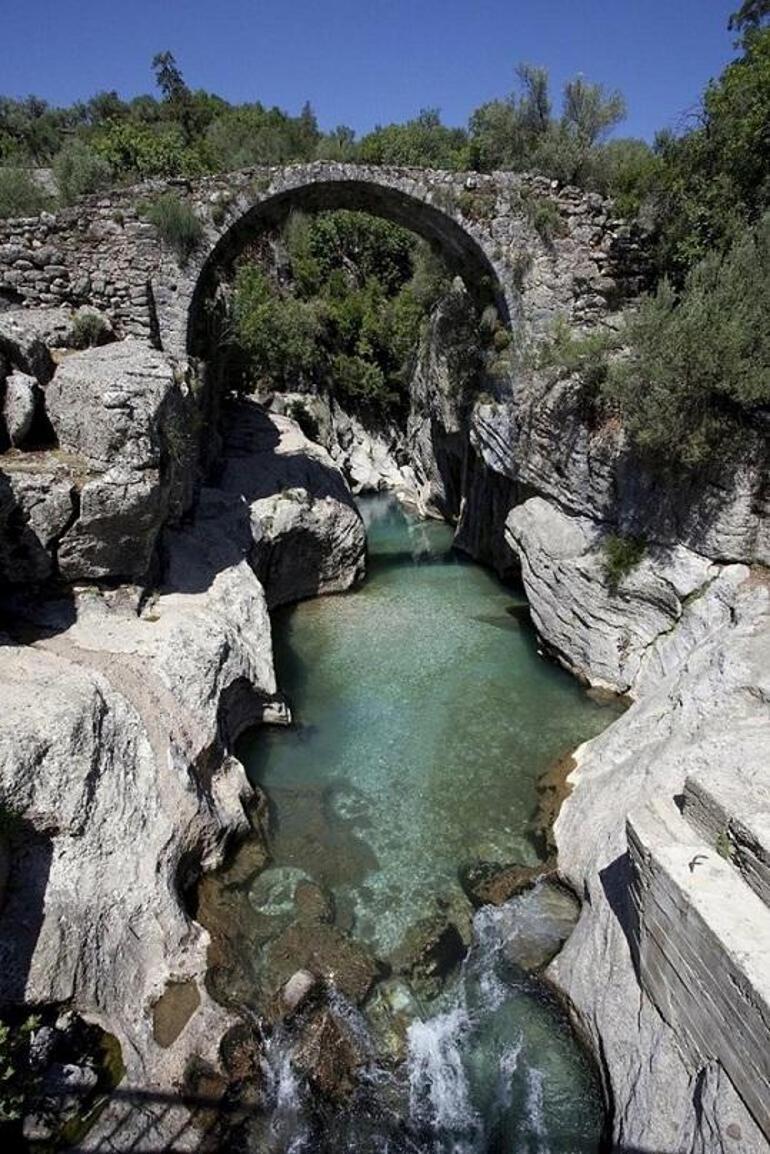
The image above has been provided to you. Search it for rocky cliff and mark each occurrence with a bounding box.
[0,319,366,1147]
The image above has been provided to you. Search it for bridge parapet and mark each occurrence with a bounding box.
[0,163,649,357]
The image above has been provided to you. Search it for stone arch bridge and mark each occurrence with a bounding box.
[0,162,645,360]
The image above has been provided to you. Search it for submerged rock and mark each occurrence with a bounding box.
[294,878,335,925]
[262,920,382,1006]
[365,977,424,1064]
[291,1006,364,1101]
[279,969,321,1017]
[390,907,469,1000]
[459,860,544,907]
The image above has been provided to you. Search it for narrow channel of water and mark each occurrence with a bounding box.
[223,494,623,1152]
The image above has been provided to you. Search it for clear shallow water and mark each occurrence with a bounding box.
[233,494,622,1153]
[241,494,619,953]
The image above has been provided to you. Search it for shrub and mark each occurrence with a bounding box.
[599,137,662,219]
[52,140,113,204]
[143,194,204,266]
[513,189,568,243]
[233,265,322,390]
[93,120,205,181]
[331,353,393,410]
[71,311,109,349]
[602,534,646,591]
[716,829,736,861]
[0,167,49,219]
[538,317,619,420]
[604,213,770,466]
[457,187,497,222]
[530,196,568,243]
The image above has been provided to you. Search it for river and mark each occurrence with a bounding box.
[208,493,623,1152]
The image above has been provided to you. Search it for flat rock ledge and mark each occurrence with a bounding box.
[547,570,770,1153]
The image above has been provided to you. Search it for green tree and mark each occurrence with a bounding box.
[152,51,188,104]
[316,125,358,162]
[653,26,770,281]
[729,0,770,31]
[53,138,113,203]
[233,265,323,390]
[562,78,626,148]
[360,109,469,169]
[604,213,770,465]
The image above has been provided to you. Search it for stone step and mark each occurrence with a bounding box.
[681,764,770,908]
[627,798,770,1143]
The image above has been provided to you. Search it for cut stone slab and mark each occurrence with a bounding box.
[628,798,770,1141]
[682,766,770,908]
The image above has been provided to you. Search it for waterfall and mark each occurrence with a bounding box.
[406,1008,478,1136]
[524,1067,551,1154]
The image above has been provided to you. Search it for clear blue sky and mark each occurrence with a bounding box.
[1,0,739,141]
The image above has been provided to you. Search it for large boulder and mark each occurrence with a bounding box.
[0,463,75,584]
[218,400,366,608]
[0,312,54,385]
[46,339,184,471]
[2,370,38,447]
[44,341,199,583]
[57,467,164,581]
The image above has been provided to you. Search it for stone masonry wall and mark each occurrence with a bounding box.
[0,163,649,357]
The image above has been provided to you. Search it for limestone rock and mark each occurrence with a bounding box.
[0,538,280,1140]
[469,371,769,567]
[0,463,75,584]
[0,311,54,384]
[2,370,38,446]
[46,339,182,471]
[218,399,366,607]
[57,466,164,581]
[505,495,718,693]
[44,340,200,583]
[548,576,770,1153]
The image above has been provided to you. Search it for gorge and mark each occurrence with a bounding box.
[0,158,767,1154]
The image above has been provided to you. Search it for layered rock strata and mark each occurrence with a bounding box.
[547,571,770,1153]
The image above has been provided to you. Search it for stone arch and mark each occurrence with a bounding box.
[160,164,520,359]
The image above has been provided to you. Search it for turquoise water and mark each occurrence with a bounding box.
[242,494,618,954]
[234,494,621,1153]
